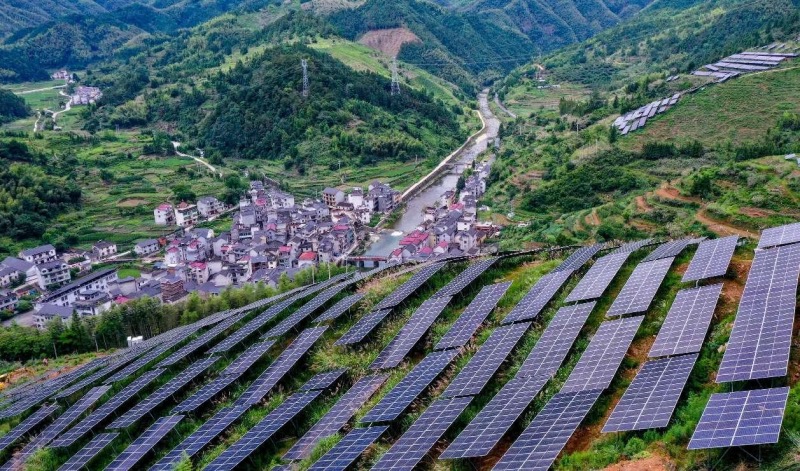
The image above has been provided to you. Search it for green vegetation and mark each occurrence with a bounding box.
[0,89,29,123]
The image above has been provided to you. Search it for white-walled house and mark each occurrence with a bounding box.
[154,203,175,225]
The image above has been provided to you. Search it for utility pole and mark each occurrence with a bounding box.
[302,59,309,98]
[391,58,401,96]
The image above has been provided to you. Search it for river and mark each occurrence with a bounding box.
[363,90,501,257]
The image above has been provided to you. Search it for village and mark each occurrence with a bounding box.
[0,157,498,329]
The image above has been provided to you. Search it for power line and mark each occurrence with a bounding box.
[391,58,401,96]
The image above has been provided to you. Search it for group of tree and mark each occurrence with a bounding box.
[0,89,30,124]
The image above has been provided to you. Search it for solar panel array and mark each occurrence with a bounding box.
[157,313,247,367]
[603,354,698,432]
[649,285,721,357]
[370,296,453,370]
[682,236,738,282]
[0,404,57,452]
[493,389,603,470]
[502,270,573,324]
[717,243,800,382]
[297,369,347,392]
[56,432,118,471]
[372,397,472,471]
[152,405,250,471]
[440,374,550,459]
[314,293,365,322]
[285,373,389,460]
[204,390,323,471]
[373,262,446,310]
[334,309,393,346]
[109,357,216,429]
[442,322,530,398]
[689,387,789,449]
[221,339,276,377]
[554,244,603,272]
[642,238,702,262]
[308,426,388,471]
[606,257,673,317]
[757,221,800,249]
[433,257,498,297]
[363,349,458,423]
[105,415,183,471]
[434,281,511,350]
[561,316,643,393]
[208,297,297,354]
[263,284,348,339]
[172,374,239,414]
[565,252,630,303]
[236,326,327,406]
[53,369,164,447]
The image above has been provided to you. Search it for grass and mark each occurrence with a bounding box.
[624,66,800,149]
[502,80,591,118]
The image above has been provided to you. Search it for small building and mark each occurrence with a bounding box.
[92,241,118,260]
[134,239,160,257]
[1,257,37,285]
[70,86,102,106]
[38,268,118,308]
[187,261,210,284]
[0,290,18,313]
[175,202,199,228]
[297,251,317,269]
[322,188,345,208]
[37,260,71,289]
[0,267,21,288]
[34,304,74,330]
[74,290,113,317]
[154,203,175,226]
[160,275,186,303]
[20,244,58,265]
[51,70,70,80]
[197,196,225,218]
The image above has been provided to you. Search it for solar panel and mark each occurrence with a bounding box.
[314,293,365,323]
[334,309,393,346]
[442,322,530,398]
[682,236,738,282]
[284,373,389,460]
[603,354,698,432]
[565,252,630,303]
[649,285,721,357]
[204,390,323,471]
[689,387,789,449]
[263,284,349,339]
[298,369,347,392]
[0,404,57,452]
[370,297,453,370]
[502,270,573,324]
[560,316,643,393]
[372,397,472,471]
[207,297,300,354]
[52,369,164,448]
[221,339,276,377]
[606,258,673,317]
[108,357,216,429]
[434,282,511,350]
[433,257,498,297]
[554,244,603,272]
[151,405,249,471]
[611,238,653,254]
[236,326,327,406]
[373,262,446,311]
[362,349,458,423]
[493,388,603,470]
[307,426,388,471]
[56,432,118,471]
[4,386,111,469]
[440,374,550,459]
[103,338,182,385]
[157,313,246,368]
[105,415,183,471]
[171,374,239,414]
[757,222,800,249]
[517,302,596,378]
[643,238,702,262]
[717,244,800,382]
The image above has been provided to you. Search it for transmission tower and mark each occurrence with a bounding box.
[390,58,401,96]
[301,59,309,98]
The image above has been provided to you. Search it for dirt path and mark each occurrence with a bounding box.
[172,141,222,176]
[13,85,66,95]
[635,195,652,213]
[585,208,601,226]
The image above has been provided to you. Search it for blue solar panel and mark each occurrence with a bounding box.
[649,285,721,357]
[0,404,57,452]
[105,415,183,471]
[334,309,393,346]
[682,236,738,282]
[307,426,388,471]
[606,258,673,317]
[434,257,498,297]
[502,270,573,324]
[373,262,446,311]
[434,282,511,350]
[57,432,118,471]
[314,293,365,323]
[565,252,630,303]
[263,284,348,339]
[554,244,603,272]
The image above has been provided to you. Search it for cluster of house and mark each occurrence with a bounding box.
[135,180,401,304]
[388,160,499,263]
[51,70,72,81]
[70,86,103,106]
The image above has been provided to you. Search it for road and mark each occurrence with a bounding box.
[494,93,517,118]
[13,85,66,95]
[171,142,222,176]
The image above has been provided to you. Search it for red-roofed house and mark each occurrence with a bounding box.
[188,261,209,284]
[297,251,317,269]
[154,203,175,225]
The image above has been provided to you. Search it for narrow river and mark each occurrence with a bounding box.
[363,90,501,257]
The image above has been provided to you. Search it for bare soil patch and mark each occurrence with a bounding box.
[359,28,421,57]
[585,208,601,227]
[635,195,652,213]
[117,197,148,207]
[603,454,674,471]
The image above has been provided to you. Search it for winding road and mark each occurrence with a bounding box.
[171,142,222,176]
